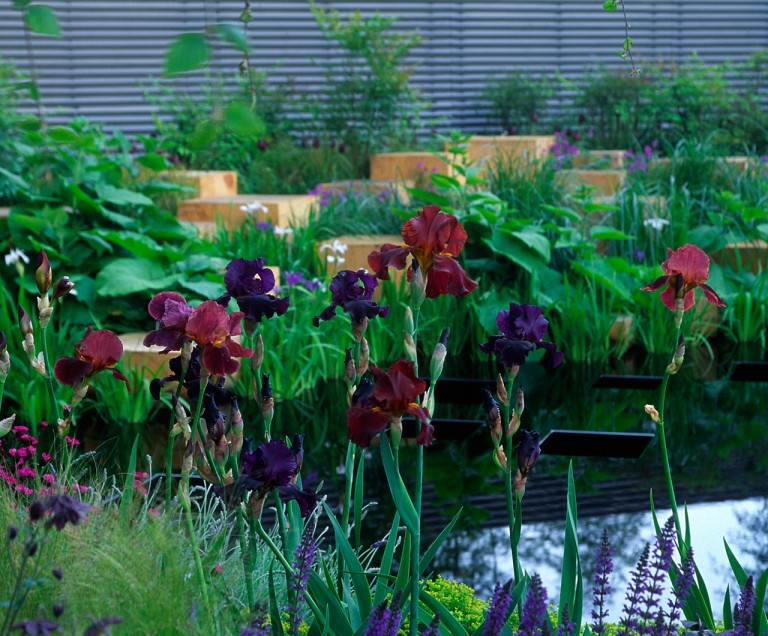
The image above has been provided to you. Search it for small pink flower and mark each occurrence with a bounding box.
[40,421,49,428]
[12,425,29,434]
[42,453,52,462]
[42,474,56,484]
[214,563,224,574]
[17,466,36,478]
[15,485,33,495]
[65,436,80,446]
[148,507,160,517]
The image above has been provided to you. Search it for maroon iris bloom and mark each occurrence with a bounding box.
[516,429,540,477]
[347,358,432,447]
[144,294,252,376]
[218,258,289,327]
[641,244,726,312]
[313,269,390,326]
[479,302,563,370]
[239,438,317,517]
[368,205,478,298]
[54,327,130,390]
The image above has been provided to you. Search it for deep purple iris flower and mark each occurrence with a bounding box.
[239,437,316,517]
[479,302,563,370]
[313,269,390,327]
[218,258,290,329]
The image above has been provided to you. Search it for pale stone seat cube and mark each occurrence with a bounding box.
[177,194,317,230]
[369,152,454,182]
[166,170,238,198]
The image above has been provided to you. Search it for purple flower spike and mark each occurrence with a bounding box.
[484,579,513,636]
[617,543,650,636]
[734,575,756,636]
[518,573,549,636]
[640,517,676,627]
[365,597,392,636]
[288,523,318,636]
[422,614,441,636]
[591,529,615,636]
[479,302,563,371]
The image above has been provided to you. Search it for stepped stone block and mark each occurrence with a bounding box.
[714,240,768,274]
[572,150,625,169]
[168,170,238,198]
[557,169,626,196]
[369,152,453,181]
[317,179,412,204]
[177,194,317,229]
[466,135,554,166]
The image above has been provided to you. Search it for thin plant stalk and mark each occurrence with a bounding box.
[408,305,422,636]
[180,492,213,623]
[39,325,59,434]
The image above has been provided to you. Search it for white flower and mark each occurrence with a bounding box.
[326,255,346,264]
[273,226,293,237]
[643,217,670,231]
[320,239,349,255]
[4,248,29,266]
[239,201,268,215]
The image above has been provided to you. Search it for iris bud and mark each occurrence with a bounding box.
[51,276,75,301]
[33,250,52,295]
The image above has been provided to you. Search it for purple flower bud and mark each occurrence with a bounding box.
[51,276,75,301]
[53,567,63,580]
[53,602,65,618]
[34,250,53,295]
[18,306,33,337]
[29,500,46,522]
[7,525,18,541]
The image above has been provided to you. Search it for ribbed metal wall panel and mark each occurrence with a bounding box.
[0,1,765,136]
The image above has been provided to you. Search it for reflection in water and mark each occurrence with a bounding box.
[434,498,767,622]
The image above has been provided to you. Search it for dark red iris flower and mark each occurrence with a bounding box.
[313,269,390,326]
[641,244,726,312]
[218,258,289,328]
[54,327,130,390]
[239,438,317,517]
[144,293,252,376]
[368,205,478,299]
[347,358,432,447]
[516,429,540,478]
[479,303,563,370]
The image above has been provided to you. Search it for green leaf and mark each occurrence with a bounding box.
[94,258,178,296]
[722,585,733,630]
[590,225,634,241]
[511,229,551,262]
[378,434,419,535]
[405,187,451,208]
[188,119,219,149]
[323,502,372,621]
[419,508,462,577]
[542,203,581,223]
[559,461,583,634]
[178,279,224,300]
[353,452,364,549]
[118,435,139,526]
[483,232,549,276]
[137,153,170,172]
[268,564,285,636]
[165,32,210,74]
[95,230,178,262]
[95,183,154,208]
[602,0,618,10]
[753,567,768,636]
[419,590,470,636]
[47,126,79,143]
[215,23,248,52]
[373,513,400,605]
[224,101,265,137]
[429,173,461,190]
[308,571,354,636]
[25,5,60,36]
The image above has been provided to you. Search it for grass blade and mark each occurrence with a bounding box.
[118,435,139,526]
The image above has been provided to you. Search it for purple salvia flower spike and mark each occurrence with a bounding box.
[591,529,615,636]
[385,591,403,635]
[517,573,549,636]
[485,579,513,636]
[617,543,651,636]
[366,597,391,636]
[734,575,756,636]
[287,518,318,636]
[422,614,441,636]
[663,547,696,636]
[640,517,676,633]
[558,604,575,636]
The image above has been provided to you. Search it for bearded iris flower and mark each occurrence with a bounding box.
[368,205,478,299]
[144,294,252,376]
[641,244,726,312]
[347,358,433,447]
[313,269,390,335]
[54,327,130,390]
[218,258,289,332]
[238,437,317,517]
[479,303,563,371]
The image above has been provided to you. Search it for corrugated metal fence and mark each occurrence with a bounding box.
[0,1,766,136]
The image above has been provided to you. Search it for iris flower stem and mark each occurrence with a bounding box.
[39,324,59,434]
[339,441,355,595]
[165,365,189,513]
[499,372,522,584]
[657,322,684,545]
[190,371,223,485]
[231,461,255,609]
[409,304,422,636]
[254,517,294,574]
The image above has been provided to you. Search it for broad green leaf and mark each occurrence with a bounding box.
[378,434,419,535]
[95,183,154,207]
[541,203,581,223]
[137,153,169,172]
[94,258,178,296]
[590,225,634,241]
[308,571,354,636]
[178,279,224,300]
[95,230,182,263]
[511,229,551,262]
[165,32,210,74]
[429,173,461,189]
[214,23,248,52]
[404,187,451,208]
[483,232,549,276]
[0,167,30,190]
[47,126,79,143]
[603,0,618,9]
[373,513,400,605]
[571,259,631,301]
[26,5,60,36]
[188,119,219,149]
[224,101,264,137]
